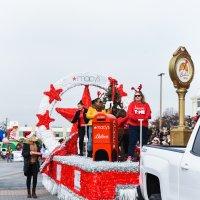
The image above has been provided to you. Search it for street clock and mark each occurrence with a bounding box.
[169,46,194,89]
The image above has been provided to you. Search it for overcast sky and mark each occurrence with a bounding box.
[0,0,200,126]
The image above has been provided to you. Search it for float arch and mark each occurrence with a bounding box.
[36,73,109,152]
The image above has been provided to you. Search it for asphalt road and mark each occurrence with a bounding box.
[0,160,58,199]
[0,160,43,189]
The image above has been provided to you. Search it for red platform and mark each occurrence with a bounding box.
[42,155,139,200]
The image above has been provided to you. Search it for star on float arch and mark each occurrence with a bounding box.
[44,84,63,104]
[36,110,55,129]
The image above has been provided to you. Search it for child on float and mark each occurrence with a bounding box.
[127,85,151,161]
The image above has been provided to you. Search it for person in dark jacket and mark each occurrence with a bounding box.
[71,100,89,156]
[22,135,41,198]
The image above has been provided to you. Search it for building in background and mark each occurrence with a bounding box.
[8,121,71,141]
[191,90,200,116]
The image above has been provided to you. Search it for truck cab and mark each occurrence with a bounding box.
[140,119,200,200]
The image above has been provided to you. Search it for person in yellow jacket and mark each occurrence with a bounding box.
[86,98,106,157]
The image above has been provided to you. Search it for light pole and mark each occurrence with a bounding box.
[158,73,165,132]
[4,117,8,137]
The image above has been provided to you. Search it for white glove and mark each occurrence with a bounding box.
[105,101,113,109]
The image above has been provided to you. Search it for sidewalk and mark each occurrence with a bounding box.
[0,160,58,200]
[0,188,57,200]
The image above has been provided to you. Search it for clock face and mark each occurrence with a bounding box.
[176,58,193,83]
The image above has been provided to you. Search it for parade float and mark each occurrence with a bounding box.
[36,73,140,200]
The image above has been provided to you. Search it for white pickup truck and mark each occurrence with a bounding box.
[139,120,200,200]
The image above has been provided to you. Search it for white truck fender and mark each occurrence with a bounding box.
[140,155,170,200]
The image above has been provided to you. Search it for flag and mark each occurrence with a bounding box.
[82,85,91,108]
[55,108,77,121]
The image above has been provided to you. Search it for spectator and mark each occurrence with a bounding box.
[16,142,23,151]
[151,137,160,145]
[22,135,41,198]
[58,138,65,144]
[0,150,2,159]
[192,112,200,126]
[6,146,12,162]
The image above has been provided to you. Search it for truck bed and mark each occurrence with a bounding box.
[145,145,185,153]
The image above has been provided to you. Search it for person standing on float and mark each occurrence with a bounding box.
[71,100,88,156]
[127,85,151,161]
[86,98,106,157]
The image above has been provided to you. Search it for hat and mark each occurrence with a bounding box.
[78,100,84,105]
[131,84,142,93]
[152,137,160,142]
[26,134,38,142]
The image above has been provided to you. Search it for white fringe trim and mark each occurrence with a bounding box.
[53,155,139,172]
[42,174,85,200]
[57,185,85,200]
[42,174,58,195]
[117,188,137,200]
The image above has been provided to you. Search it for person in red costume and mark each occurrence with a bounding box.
[192,112,200,126]
[127,85,151,161]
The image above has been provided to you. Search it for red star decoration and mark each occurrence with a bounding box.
[36,110,55,129]
[44,84,63,104]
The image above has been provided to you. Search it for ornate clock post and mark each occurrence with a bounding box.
[169,46,194,146]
